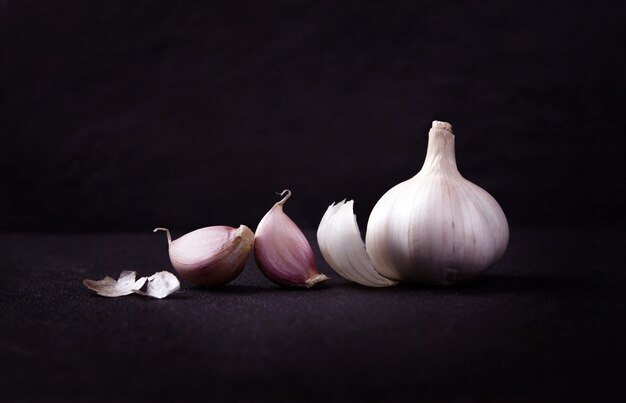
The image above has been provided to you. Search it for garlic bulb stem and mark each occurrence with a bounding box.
[153,227,172,245]
[421,121,458,174]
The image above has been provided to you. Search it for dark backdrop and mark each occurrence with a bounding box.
[2,2,626,402]
[1,0,625,231]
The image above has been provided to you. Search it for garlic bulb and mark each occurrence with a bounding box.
[365,121,509,285]
[317,200,397,287]
[154,225,254,287]
[255,190,329,288]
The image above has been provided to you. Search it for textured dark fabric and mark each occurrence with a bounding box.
[1,227,624,401]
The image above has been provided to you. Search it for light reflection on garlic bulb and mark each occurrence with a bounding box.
[365,121,509,285]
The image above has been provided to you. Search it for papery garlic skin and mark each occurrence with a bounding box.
[317,200,397,287]
[365,121,509,285]
[255,190,329,288]
[83,270,148,298]
[133,271,181,299]
[83,270,180,299]
[155,225,254,287]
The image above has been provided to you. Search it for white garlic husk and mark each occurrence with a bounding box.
[317,200,397,287]
[133,271,181,299]
[365,121,509,285]
[83,270,148,297]
[154,225,254,287]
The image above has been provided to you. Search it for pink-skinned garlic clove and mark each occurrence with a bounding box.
[133,271,180,299]
[154,225,254,287]
[254,190,329,288]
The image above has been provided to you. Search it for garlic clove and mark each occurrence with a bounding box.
[317,200,397,287]
[154,225,254,287]
[133,271,180,299]
[365,120,509,285]
[83,270,147,297]
[254,190,329,288]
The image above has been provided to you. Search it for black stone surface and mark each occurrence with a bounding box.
[1,227,624,401]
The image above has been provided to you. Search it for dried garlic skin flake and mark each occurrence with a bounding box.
[317,200,397,287]
[83,270,147,298]
[84,270,180,299]
[133,271,180,299]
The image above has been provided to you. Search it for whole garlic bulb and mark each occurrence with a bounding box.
[154,225,254,287]
[365,121,509,285]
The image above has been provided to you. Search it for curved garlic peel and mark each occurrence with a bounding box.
[133,271,180,299]
[365,121,509,285]
[156,225,254,287]
[83,270,180,299]
[254,190,329,288]
[83,270,147,297]
[317,200,397,287]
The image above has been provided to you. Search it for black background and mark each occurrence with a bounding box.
[1,1,625,402]
[2,0,624,231]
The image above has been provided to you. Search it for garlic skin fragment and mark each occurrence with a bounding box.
[317,200,397,287]
[365,121,509,285]
[83,270,147,297]
[154,225,254,287]
[255,190,329,288]
[133,271,180,299]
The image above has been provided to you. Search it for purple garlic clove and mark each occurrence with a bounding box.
[254,190,329,288]
[154,225,254,287]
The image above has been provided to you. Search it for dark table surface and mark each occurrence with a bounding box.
[1,226,624,402]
